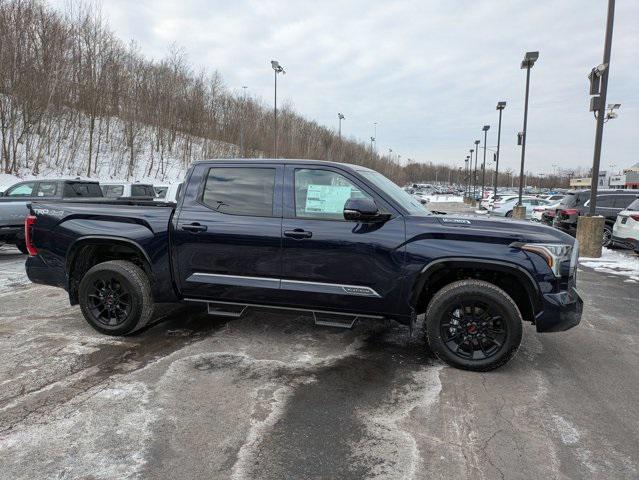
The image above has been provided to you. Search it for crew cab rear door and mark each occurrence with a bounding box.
[174,162,284,301]
[280,165,406,316]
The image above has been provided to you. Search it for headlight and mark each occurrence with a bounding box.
[520,243,573,277]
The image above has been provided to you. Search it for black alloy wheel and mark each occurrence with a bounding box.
[440,300,507,361]
[87,276,131,327]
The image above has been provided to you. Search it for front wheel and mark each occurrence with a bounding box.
[79,260,154,335]
[505,210,513,218]
[602,226,612,247]
[425,280,523,371]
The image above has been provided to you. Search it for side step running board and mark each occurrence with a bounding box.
[207,302,247,318]
[312,312,358,329]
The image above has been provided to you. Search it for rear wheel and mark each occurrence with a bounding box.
[79,260,153,335]
[425,280,523,371]
[505,210,513,218]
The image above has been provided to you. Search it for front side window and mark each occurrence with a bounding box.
[6,182,35,197]
[36,182,58,197]
[203,167,275,216]
[294,169,372,220]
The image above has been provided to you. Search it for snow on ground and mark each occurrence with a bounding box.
[580,248,639,282]
[0,246,29,294]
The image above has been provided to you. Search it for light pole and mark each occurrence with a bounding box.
[464,156,470,200]
[517,51,538,205]
[481,125,490,199]
[468,150,474,200]
[338,113,345,139]
[494,102,506,200]
[270,60,285,157]
[473,140,480,201]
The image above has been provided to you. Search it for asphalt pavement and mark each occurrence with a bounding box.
[0,241,638,480]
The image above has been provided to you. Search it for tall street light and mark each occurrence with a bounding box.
[338,113,345,139]
[481,125,490,199]
[473,140,480,200]
[271,60,285,157]
[468,150,474,199]
[588,0,616,216]
[494,102,506,200]
[517,51,539,205]
[465,156,470,199]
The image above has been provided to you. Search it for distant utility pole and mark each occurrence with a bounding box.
[468,149,474,198]
[481,125,490,198]
[494,102,506,198]
[517,51,539,205]
[338,113,345,139]
[588,0,616,216]
[270,60,285,157]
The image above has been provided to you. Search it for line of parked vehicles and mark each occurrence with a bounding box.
[479,188,639,252]
[0,177,183,253]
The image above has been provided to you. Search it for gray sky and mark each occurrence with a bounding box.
[52,0,638,175]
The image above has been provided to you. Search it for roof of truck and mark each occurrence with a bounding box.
[192,158,374,172]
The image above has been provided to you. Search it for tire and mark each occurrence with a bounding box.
[79,260,154,336]
[602,225,612,248]
[505,211,513,218]
[425,280,523,371]
[15,240,29,255]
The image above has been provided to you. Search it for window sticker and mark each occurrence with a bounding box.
[305,185,352,213]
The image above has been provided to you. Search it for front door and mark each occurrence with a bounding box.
[280,165,406,316]
[174,163,284,302]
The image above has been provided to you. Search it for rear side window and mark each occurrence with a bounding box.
[6,182,35,197]
[203,167,276,216]
[36,182,58,197]
[63,182,103,197]
[596,195,615,208]
[613,195,637,208]
[626,199,639,211]
[102,185,124,198]
[131,184,155,197]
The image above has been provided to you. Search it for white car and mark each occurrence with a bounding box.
[100,182,156,199]
[612,198,639,252]
[531,200,562,222]
[154,182,183,203]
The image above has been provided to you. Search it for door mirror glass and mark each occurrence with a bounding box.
[343,197,387,222]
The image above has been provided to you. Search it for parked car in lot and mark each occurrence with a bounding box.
[531,200,562,223]
[25,159,582,372]
[0,178,103,253]
[492,197,548,218]
[612,198,639,252]
[100,182,156,200]
[153,182,184,203]
[553,190,639,247]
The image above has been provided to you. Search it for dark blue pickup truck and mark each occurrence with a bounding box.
[25,159,583,371]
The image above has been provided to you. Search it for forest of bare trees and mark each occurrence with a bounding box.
[0,0,569,187]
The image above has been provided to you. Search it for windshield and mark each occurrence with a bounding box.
[627,199,639,211]
[359,170,429,215]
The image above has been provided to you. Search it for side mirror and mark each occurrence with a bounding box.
[343,197,389,222]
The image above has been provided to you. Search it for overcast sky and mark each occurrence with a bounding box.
[51,0,639,175]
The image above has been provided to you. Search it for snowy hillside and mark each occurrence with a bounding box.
[0,113,243,191]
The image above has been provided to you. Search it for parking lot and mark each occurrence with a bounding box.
[1,232,639,479]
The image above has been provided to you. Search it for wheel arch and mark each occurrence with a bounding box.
[411,257,541,323]
[66,236,154,305]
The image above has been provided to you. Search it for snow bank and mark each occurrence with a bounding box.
[423,194,463,203]
[580,248,639,282]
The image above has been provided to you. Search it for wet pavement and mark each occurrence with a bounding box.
[0,244,638,479]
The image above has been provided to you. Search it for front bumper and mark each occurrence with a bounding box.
[612,235,639,251]
[534,286,583,332]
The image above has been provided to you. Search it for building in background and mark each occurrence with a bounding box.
[570,177,591,189]
[609,173,627,189]
[624,163,639,189]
